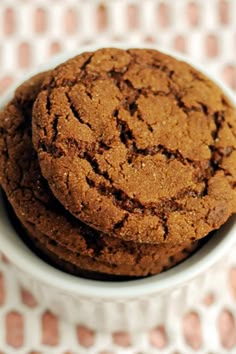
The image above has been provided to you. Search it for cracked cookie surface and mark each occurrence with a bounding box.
[0,73,198,278]
[32,48,236,243]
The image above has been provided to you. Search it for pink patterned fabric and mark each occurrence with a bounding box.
[0,1,236,352]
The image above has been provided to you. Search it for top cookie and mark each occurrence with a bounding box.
[0,73,197,276]
[32,48,236,244]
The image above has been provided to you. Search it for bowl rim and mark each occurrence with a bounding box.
[0,41,236,299]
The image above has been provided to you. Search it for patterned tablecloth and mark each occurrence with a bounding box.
[1,1,236,353]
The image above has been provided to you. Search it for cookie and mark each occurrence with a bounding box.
[33,235,199,279]
[0,73,198,278]
[32,48,236,244]
[18,214,199,278]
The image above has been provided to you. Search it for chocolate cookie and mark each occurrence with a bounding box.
[20,218,198,278]
[0,73,198,278]
[33,48,236,243]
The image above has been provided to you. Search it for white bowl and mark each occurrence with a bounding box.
[0,42,236,332]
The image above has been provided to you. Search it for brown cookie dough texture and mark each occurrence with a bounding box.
[22,220,198,278]
[0,73,197,278]
[32,48,236,244]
